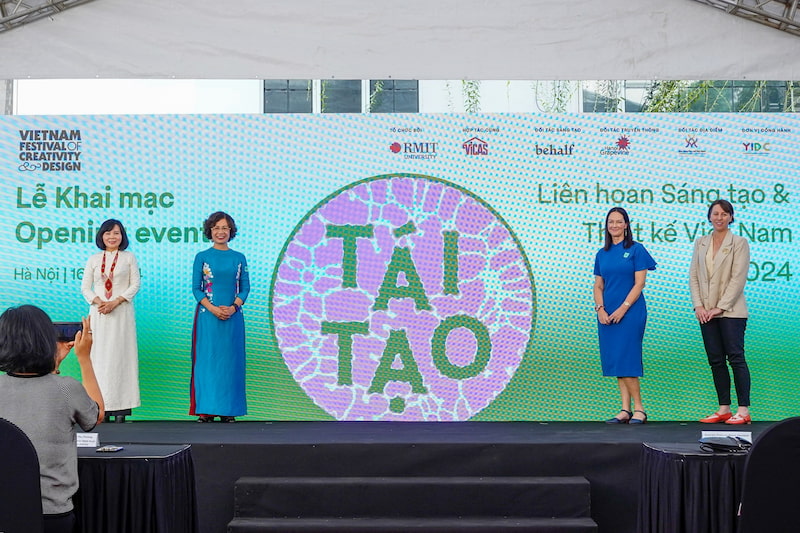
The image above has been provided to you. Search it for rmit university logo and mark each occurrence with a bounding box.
[270,174,535,421]
[390,142,438,160]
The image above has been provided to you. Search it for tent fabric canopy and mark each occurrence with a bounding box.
[1,0,799,81]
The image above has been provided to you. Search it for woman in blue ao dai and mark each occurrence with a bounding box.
[190,211,249,423]
[593,207,656,424]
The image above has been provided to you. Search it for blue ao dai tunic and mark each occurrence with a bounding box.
[190,247,249,416]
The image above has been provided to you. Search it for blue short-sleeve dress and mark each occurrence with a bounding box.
[594,241,657,377]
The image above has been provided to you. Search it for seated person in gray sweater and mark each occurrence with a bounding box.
[0,305,104,533]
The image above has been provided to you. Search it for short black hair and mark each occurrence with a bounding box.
[707,199,735,224]
[203,211,238,241]
[0,305,57,375]
[95,219,130,250]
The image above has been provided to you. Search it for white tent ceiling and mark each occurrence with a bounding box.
[1,0,799,81]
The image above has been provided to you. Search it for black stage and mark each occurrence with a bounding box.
[92,421,771,533]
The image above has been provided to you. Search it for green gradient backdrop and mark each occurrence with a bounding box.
[1,113,797,421]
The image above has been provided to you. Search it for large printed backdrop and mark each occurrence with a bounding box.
[1,113,797,421]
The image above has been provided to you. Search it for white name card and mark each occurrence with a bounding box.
[701,430,752,443]
[76,432,100,447]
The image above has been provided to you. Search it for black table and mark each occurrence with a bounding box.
[76,444,198,533]
[638,442,748,533]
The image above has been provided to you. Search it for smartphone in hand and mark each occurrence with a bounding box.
[53,322,82,342]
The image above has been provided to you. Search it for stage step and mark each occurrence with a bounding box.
[228,476,597,532]
[228,516,598,532]
[235,476,591,519]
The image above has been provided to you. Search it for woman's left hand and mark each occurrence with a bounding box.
[607,306,628,324]
[55,340,73,370]
[97,299,120,314]
[217,305,236,320]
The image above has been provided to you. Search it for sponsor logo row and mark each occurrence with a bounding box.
[390,136,778,159]
[11,127,783,174]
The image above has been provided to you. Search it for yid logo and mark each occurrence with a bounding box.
[742,141,770,155]
[270,174,535,421]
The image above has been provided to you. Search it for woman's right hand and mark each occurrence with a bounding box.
[73,316,93,359]
[71,315,104,424]
[212,305,234,321]
[694,306,718,324]
[694,306,705,323]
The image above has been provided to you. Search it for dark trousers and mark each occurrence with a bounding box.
[44,511,75,533]
[700,317,750,406]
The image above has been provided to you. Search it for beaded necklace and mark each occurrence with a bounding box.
[101,250,119,299]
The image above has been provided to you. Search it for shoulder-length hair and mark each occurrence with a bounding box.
[95,219,130,250]
[603,207,635,251]
[203,211,238,241]
[0,305,57,375]
[707,199,735,224]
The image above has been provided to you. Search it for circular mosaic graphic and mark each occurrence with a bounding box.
[270,174,535,420]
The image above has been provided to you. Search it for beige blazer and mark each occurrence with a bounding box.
[689,231,749,318]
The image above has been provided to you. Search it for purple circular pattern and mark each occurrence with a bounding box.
[271,175,534,420]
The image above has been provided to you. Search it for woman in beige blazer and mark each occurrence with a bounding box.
[689,199,752,424]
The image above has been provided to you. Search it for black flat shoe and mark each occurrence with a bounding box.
[629,410,648,424]
[197,415,214,423]
[219,416,236,423]
[605,409,632,424]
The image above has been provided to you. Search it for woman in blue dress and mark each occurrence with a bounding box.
[593,207,656,424]
[190,211,250,423]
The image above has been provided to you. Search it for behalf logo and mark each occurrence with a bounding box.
[270,174,535,421]
[18,129,83,172]
[389,141,438,160]
[534,143,575,156]
[462,137,488,156]
[600,135,632,156]
[678,135,707,156]
[742,141,770,155]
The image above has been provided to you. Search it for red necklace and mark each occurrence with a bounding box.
[101,250,119,299]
